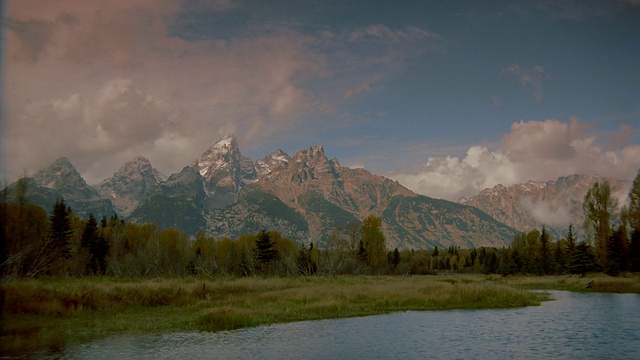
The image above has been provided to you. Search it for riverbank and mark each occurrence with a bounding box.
[2,274,638,357]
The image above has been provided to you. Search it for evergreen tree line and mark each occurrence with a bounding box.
[2,170,639,278]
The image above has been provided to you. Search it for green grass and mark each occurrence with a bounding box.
[494,273,640,293]
[2,273,637,357]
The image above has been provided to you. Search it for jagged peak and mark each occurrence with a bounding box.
[293,145,328,162]
[114,156,153,174]
[129,155,151,164]
[32,157,89,190]
[49,156,75,169]
[268,149,291,162]
[37,157,80,177]
[193,135,242,175]
[207,135,238,153]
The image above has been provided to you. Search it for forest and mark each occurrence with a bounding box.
[2,171,640,279]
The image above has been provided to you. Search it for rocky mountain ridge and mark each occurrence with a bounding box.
[459,174,632,237]
[97,155,166,216]
[12,135,521,249]
[8,157,115,218]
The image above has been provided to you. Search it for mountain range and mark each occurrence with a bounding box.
[459,175,631,239]
[9,135,628,249]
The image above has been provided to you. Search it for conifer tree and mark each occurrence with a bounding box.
[570,242,596,275]
[254,230,277,273]
[567,225,576,261]
[48,198,73,272]
[629,169,640,233]
[539,227,551,275]
[630,229,640,272]
[605,226,626,276]
[80,213,109,275]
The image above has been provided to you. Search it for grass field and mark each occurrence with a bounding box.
[2,273,637,356]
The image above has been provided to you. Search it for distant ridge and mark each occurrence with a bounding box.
[459,174,632,237]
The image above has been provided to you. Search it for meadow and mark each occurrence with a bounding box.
[2,273,638,357]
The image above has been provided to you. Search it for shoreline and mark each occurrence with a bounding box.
[2,274,638,357]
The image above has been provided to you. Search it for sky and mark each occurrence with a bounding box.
[2,0,640,201]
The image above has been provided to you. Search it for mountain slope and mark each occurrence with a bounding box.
[98,155,165,216]
[129,166,207,234]
[249,145,517,248]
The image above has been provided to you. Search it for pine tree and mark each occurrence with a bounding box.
[81,213,100,274]
[79,213,110,275]
[48,198,73,273]
[554,239,567,274]
[629,169,640,233]
[630,229,640,272]
[392,248,401,268]
[567,225,576,261]
[570,242,596,275]
[539,227,551,275]
[254,230,277,273]
[605,226,626,276]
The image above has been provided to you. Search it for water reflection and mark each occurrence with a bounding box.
[51,291,640,359]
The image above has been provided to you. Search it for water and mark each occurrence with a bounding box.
[49,291,640,359]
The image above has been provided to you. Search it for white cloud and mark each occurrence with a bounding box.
[502,64,551,103]
[391,117,640,200]
[520,197,574,229]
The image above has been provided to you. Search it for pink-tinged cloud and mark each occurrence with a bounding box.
[3,0,325,183]
[490,96,503,107]
[391,117,640,200]
[3,1,446,184]
[502,64,551,103]
[343,75,380,100]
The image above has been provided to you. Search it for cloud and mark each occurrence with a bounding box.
[608,123,638,149]
[391,117,640,200]
[3,1,325,183]
[502,64,551,103]
[520,197,575,229]
[3,2,445,184]
[5,79,171,182]
[4,18,54,62]
[348,25,441,44]
[343,75,380,100]
[535,0,624,20]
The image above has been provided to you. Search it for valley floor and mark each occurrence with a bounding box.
[2,273,638,357]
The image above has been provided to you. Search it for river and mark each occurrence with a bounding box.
[46,291,640,359]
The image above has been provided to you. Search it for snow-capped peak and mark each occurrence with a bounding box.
[192,135,257,191]
[255,149,291,177]
[207,135,236,153]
